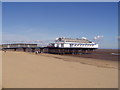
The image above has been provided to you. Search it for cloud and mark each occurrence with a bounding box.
[93,35,104,40]
[2,33,29,41]
[2,33,54,46]
[2,39,54,47]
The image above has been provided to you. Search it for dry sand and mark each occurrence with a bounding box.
[2,51,118,88]
[0,51,2,89]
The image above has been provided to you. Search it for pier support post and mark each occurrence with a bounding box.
[23,48,26,52]
[14,48,16,51]
[72,49,74,55]
[32,48,35,52]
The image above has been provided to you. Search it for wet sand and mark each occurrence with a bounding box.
[2,51,118,88]
[64,49,118,61]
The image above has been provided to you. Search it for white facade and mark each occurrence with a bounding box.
[49,37,99,49]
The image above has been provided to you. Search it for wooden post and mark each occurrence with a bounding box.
[23,48,26,52]
[68,49,69,54]
[72,49,74,55]
[14,48,16,51]
[32,48,35,52]
[58,49,59,54]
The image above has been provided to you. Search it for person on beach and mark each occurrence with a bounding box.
[35,50,39,54]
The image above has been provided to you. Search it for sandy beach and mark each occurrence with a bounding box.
[0,51,2,89]
[2,51,118,88]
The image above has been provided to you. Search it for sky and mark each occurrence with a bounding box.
[2,2,118,49]
[2,0,120,2]
[0,2,2,44]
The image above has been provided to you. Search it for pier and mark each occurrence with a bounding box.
[1,43,44,53]
[43,47,96,54]
[2,46,96,55]
[1,37,98,54]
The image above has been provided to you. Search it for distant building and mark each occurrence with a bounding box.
[48,37,98,49]
[2,43,37,48]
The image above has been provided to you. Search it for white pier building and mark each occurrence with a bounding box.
[48,37,98,49]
